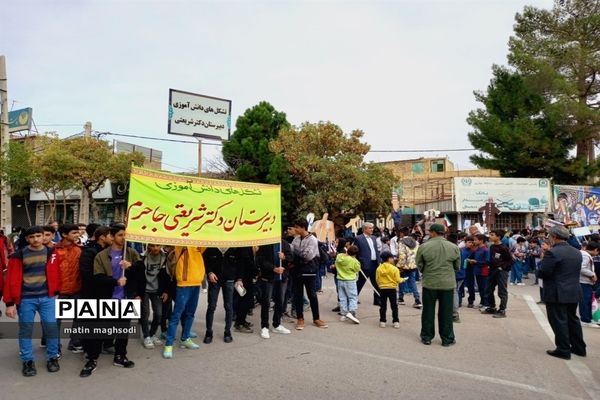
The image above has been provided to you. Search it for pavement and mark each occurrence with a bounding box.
[0,276,599,400]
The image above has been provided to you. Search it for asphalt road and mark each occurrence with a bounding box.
[0,277,599,400]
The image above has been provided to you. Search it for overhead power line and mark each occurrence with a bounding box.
[95,131,475,153]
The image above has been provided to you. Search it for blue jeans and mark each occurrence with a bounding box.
[166,286,200,346]
[17,297,59,361]
[399,270,420,302]
[580,283,593,323]
[205,280,234,334]
[510,260,524,283]
[337,280,358,314]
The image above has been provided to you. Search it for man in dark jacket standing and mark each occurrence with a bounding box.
[355,222,381,306]
[539,225,586,360]
[482,230,512,318]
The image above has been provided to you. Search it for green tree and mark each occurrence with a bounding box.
[32,136,79,222]
[222,101,300,221]
[59,137,145,222]
[468,66,589,182]
[270,121,392,221]
[0,140,36,225]
[508,0,600,173]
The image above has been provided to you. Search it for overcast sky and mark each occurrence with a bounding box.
[2,0,552,174]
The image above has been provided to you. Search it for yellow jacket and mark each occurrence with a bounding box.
[376,262,406,289]
[170,247,205,287]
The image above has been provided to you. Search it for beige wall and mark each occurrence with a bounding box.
[378,157,500,208]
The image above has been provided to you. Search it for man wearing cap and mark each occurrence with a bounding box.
[539,225,586,360]
[416,224,460,346]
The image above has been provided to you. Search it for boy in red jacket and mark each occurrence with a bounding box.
[3,226,61,377]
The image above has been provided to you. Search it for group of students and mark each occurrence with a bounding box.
[0,218,339,378]
[2,218,599,378]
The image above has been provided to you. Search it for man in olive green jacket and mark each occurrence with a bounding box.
[416,224,460,346]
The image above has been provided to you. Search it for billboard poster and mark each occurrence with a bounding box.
[453,177,551,213]
[553,185,600,227]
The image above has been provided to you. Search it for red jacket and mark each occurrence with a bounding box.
[2,247,61,306]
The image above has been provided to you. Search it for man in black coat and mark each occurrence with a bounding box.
[539,225,586,360]
[354,222,381,305]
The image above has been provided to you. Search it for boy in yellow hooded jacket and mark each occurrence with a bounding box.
[376,252,406,328]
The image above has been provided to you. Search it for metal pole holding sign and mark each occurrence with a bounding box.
[0,55,12,233]
[197,138,202,176]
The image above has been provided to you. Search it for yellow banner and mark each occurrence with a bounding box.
[125,167,281,247]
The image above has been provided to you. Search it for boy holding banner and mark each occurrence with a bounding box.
[163,246,205,359]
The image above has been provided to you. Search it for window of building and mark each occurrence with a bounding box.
[431,160,445,172]
[411,162,424,173]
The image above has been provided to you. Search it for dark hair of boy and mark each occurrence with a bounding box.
[380,251,394,262]
[585,241,600,252]
[464,235,474,242]
[23,226,44,237]
[42,225,56,234]
[109,223,126,237]
[86,223,101,238]
[516,237,527,243]
[447,233,458,244]
[93,226,111,240]
[293,219,308,230]
[347,245,359,257]
[475,234,487,242]
[492,229,506,238]
[59,224,80,238]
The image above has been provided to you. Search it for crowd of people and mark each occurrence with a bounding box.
[0,218,598,378]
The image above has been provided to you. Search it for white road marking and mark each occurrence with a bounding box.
[524,294,600,400]
[295,337,584,400]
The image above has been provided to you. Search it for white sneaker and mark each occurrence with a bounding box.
[516,282,525,286]
[340,315,347,322]
[346,312,360,324]
[509,282,515,286]
[143,337,154,349]
[260,327,270,339]
[393,322,400,329]
[582,322,600,328]
[272,325,291,334]
[379,322,386,328]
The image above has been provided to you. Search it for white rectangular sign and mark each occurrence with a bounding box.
[453,177,551,213]
[168,89,231,141]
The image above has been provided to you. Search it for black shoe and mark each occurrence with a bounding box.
[113,355,135,368]
[224,333,233,343]
[80,360,97,378]
[493,310,506,318]
[234,323,253,334]
[467,304,474,308]
[22,361,37,377]
[481,307,498,315]
[203,334,213,344]
[421,339,431,345]
[571,348,586,357]
[442,340,456,347]
[546,350,570,360]
[331,306,340,312]
[46,358,60,373]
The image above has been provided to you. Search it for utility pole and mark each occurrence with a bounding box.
[78,121,92,224]
[0,55,12,233]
